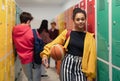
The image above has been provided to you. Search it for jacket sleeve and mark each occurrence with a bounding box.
[87,36,97,80]
[40,29,67,58]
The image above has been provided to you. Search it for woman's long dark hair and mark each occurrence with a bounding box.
[37,19,49,34]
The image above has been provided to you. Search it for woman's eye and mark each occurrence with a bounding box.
[76,18,85,21]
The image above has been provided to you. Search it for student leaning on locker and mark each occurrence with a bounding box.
[40,8,96,81]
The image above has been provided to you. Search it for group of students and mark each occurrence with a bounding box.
[12,7,96,81]
[12,12,59,81]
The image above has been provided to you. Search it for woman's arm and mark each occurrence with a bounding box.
[40,29,67,67]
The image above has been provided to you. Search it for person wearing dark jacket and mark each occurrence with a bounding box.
[49,21,59,40]
[37,19,52,77]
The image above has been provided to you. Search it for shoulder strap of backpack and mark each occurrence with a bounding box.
[32,29,37,40]
[66,29,71,40]
[63,29,71,45]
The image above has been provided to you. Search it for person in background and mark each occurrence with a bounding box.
[49,21,59,40]
[12,12,34,81]
[41,8,96,81]
[37,19,52,77]
[49,21,59,68]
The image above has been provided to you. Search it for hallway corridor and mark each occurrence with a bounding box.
[15,57,60,81]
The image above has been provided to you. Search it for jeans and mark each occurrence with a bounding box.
[21,62,42,81]
[22,62,33,81]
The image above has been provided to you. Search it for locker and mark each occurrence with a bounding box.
[64,9,69,29]
[80,0,86,10]
[0,0,1,18]
[5,55,11,81]
[74,3,79,8]
[112,0,120,67]
[16,5,21,24]
[6,0,12,53]
[57,13,65,34]
[0,0,6,58]
[63,7,73,30]
[11,53,15,66]
[0,60,5,81]
[68,7,74,29]
[11,0,16,26]
[87,0,95,33]
[112,68,120,81]
[10,53,15,81]
[97,60,109,81]
[10,65,15,81]
[80,0,86,31]
[97,0,109,61]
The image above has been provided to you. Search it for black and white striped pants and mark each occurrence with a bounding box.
[60,54,87,81]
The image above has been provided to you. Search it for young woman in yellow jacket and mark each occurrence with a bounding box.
[40,8,96,81]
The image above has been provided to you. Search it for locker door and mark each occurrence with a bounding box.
[112,1,120,81]
[97,60,109,81]
[80,0,86,31]
[112,67,120,81]
[80,0,86,10]
[112,0,120,67]
[97,0,109,61]
[87,0,95,33]
[68,7,74,29]
[0,0,6,58]
[97,0,109,81]
[6,0,12,53]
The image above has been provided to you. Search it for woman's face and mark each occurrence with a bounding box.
[73,13,86,31]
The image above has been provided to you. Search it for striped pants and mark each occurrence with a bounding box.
[60,54,87,81]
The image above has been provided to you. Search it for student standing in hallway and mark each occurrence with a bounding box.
[12,12,34,81]
[41,8,96,81]
[49,21,59,40]
[37,19,52,77]
[13,12,43,81]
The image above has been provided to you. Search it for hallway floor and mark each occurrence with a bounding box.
[15,57,60,81]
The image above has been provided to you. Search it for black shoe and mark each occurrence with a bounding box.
[41,75,48,77]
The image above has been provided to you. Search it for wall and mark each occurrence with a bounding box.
[20,6,63,29]
[17,0,82,29]
[62,0,81,11]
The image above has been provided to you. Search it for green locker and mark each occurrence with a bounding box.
[112,68,120,81]
[16,5,22,24]
[112,0,120,67]
[97,60,109,81]
[97,0,109,61]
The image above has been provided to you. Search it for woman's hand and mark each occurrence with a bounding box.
[42,55,49,68]
[87,77,93,81]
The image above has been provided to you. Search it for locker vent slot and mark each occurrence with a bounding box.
[88,4,92,14]
[116,0,120,6]
[99,0,105,11]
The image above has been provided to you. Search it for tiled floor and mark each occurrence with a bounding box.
[16,57,60,81]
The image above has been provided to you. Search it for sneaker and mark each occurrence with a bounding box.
[41,75,48,77]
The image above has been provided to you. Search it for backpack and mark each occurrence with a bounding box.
[32,29,44,65]
[66,29,71,39]
[63,29,71,46]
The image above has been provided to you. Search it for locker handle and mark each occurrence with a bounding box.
[113,21,116,25]
[97,23,100,26]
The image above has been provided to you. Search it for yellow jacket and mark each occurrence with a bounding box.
[40,29,96,81]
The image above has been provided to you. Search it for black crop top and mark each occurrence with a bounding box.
[67,31,86,57]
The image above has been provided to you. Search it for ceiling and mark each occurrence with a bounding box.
[15,0,69,7]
